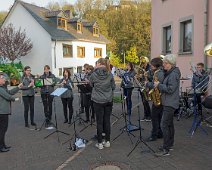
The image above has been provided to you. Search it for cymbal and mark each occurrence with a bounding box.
[180,77,190,80]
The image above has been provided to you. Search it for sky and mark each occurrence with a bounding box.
[0,0,76,11]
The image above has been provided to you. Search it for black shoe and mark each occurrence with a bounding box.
[155,149,170,157]
[25,123,29,128]
[4,145,11,149]
[64,119,68,123]
[68,119,71,124]
[147,137,157,142]
[0,147,9,152]
[157,134,163,139]
[31,122,37,126]
[85,120,90,123]
[140,117,146,121]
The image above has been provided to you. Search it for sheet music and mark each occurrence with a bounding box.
[51,88,67,96]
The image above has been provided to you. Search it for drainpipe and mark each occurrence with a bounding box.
[204,0,208,69]
[54,40,57,69]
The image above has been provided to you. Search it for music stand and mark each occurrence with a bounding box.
[113,88,135,144]
[44,88,70,142]
[127,90,155,156]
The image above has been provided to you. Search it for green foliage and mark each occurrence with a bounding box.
[113,96,122,103]
[125,46,139,64]
[0,11,7,26]
[0,62,23,80]
[77,0,151,64]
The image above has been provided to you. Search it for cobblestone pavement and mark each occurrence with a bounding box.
[0,88,212,170]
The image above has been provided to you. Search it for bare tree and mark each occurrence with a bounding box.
[0,24,33,62]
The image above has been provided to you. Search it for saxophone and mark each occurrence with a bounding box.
[148,69,161,106]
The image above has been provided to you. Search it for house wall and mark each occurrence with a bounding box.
[52,40,107,76]
[151,0,212,78]
[3,3,52,76]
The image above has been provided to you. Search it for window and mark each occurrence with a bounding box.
[163,26,172,54]
[77,46,85,58]
[63,44,72,57]
[58,18,67,30]
[77,23,82,33]
[93,27,99,36]
[77,66,82,73]
[179,18,193,53]
[94,48,102,58]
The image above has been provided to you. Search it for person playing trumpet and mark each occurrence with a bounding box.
[59,69,74,124]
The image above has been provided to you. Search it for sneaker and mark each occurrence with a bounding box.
[169,146,174,151]
[102,141,110,148]
[95,143,104,150]
[155,149,170,157]
[140,117,146,121]
[145,118,151,122]
[31,122,37,126]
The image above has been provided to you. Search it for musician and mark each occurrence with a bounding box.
[0,71,22,152]
[139,56,151,121]
[60,69,74,124]
[191,63,209,112]
[121,62,136,116]
[82,64,93,122]
[89,58,116,149]
[20,66,36,127]
[40,65,56,127]
[146,58,164,141]
[154,54,181,156]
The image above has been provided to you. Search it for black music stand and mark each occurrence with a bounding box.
[127,90,155,156]
[113,88,135,144]
[44,88,70,142]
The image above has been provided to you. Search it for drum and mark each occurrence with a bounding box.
[34,78,43,87]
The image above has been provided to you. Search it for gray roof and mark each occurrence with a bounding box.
[18,1,109,44]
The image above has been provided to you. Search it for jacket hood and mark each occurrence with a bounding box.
[93,67,109,80]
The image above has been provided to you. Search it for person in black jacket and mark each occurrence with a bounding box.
[0,71,22,152]
[20,66,36,127]
[40,65,56,127]
[60,69,74,124]
[146,58,164,141]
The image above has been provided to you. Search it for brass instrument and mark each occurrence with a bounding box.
[204,42,212,56]
[148,69,161,106]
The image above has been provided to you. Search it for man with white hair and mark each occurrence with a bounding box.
[154,54,181,156]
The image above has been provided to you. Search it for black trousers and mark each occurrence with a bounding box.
[151,104,163,139]
[161,106,175,150]
[83,94,95,120]
[93,102,113,143]
[22,96,35,124]
[41,94,54,121]
[124,88,133,115]
[140,91,151,118]
[0,115,9,149]
[61,97,73,121]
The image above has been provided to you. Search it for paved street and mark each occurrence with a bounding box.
[0,87,212,170]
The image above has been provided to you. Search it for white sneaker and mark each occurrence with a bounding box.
[102,141,110,148]
[95,143,104,150]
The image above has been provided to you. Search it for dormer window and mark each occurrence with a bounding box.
[77,23,82,33]
[93,26,99,37]
[58,18,67,30]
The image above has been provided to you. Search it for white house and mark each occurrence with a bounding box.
[2,0,109,77]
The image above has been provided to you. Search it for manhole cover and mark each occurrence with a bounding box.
[90,162,131,170]
[93,165,121,170]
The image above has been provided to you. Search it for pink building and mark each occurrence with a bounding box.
[151,0,212,81]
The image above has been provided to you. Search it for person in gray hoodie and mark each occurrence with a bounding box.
[154,54,181,156]
[0,71,22,152]
[89,58,116,150]
[20,66,36,127]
